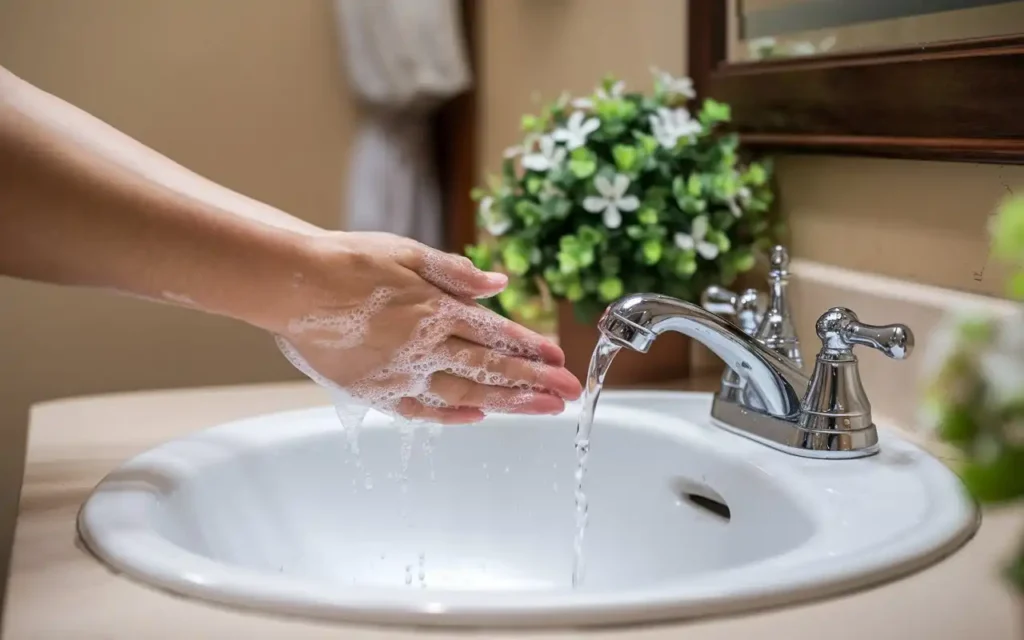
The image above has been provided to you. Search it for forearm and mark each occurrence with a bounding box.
[0,68,316,331]
[0,66,322,235]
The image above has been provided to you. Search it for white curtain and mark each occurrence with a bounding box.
[334,0,473,248]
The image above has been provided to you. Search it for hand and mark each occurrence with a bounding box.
[273,232,582,423]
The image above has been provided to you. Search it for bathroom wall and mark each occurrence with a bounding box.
[478,0,688,180]
[0,0,356,609]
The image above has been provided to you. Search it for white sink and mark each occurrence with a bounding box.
[78,391,978,628]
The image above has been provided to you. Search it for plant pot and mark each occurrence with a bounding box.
[557,300,691,387]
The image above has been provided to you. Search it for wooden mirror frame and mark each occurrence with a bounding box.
[688,0,1024,164]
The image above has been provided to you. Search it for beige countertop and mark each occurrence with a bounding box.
[4,381,1023,639]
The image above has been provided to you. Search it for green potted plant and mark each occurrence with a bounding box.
[465,70,780,383]
[922,193,1024,594]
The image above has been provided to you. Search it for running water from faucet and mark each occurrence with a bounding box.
[572,335,621,587]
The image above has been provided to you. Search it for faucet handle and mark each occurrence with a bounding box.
[815,308,914,360]
[701,286,765,336]
[799,307,915,445]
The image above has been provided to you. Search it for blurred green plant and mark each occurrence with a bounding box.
[465,70,781,324]
[923,192,1024,591]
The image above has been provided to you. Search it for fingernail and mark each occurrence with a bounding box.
[541,368,584,400]
[483,272,508,288]
[521,393,565,415]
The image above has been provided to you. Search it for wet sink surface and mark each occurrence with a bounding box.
[79,391,977,628]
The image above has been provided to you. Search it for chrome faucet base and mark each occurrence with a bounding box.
[599,292,912,462]
[710,395,880,459]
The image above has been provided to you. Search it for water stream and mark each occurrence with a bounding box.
[572,336,621,587]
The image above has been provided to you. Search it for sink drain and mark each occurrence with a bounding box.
[672,477,731,522]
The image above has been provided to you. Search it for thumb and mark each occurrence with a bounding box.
[416,248,508,298]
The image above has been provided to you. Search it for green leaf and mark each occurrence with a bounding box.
[597,277,624,302]
[470,187,488,201]
[935,404,979,446]
[641,239,663,265]
[521,114,541,132]
[637,133,659,155]
[1008,271,1024,300]
[709,230,731,253]
[565,280,585,302]
[501,240,531,276]
[638,206,659,225]
[569,158,597,179]
[679,197,707,214]
[513,199,545,226]
[626,225,645,239]
[526,176,543,195]
[464,243,493,271]
[578,225,604,246]
[600,254,621,274]
[644,186,670,210]
[699,98,731,125]
[991,195,1024,264]
[1005,547,1024,591]
[673,251,697,277]
[729,249,756,273]
[613,145,639,172]
[542,196,573,220]
[497,286,524,312]
[501,157,517,184]
[960,447,1024,503]
[743,162,769,187]
[543,267,567,294]
[687,174,703,197]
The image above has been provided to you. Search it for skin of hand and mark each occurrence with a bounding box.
[274,232,582,423]
[0,66,583,422]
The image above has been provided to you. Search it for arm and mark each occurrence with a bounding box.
[0,66,322,236]
[0,66,580,421]
[0,65,321,328]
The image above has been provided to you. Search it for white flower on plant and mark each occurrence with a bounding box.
[521,135,566,172]
[571,80,626,109]
[553,111,600,150]
[978,312,1024,405]
[727,182,752,218]
[674,215,719,260]
[504,132,541,160]
[582,174,639,229]
[649,107,702,149]
[478,196,510,236]
[651,67,695,98]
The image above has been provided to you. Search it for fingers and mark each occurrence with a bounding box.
[400,244,508,299]
[441,337,582,400]
[424,372,566,415]
[444,298,566,366]
[395,398,485,424]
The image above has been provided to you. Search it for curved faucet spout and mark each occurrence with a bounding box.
[598,293,808,417]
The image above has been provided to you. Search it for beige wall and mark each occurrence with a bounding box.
[0,0,356,610]
[478,0,687,179]
[779,156,1024,299]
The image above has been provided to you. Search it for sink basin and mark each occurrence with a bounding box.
[78,391,978,628]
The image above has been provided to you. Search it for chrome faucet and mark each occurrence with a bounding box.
[700,245,802,410]
[597,294,914,459]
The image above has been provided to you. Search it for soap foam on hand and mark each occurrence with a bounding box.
[274,289,556,441]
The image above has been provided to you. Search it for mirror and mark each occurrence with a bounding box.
[730,0,1024,62]
[689,0,1024,164]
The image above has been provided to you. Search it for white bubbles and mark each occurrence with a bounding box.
[290,287,393,350]
[275,285,551,461]
[420,249,478,298]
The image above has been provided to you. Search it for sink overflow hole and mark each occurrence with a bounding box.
[683,493,731,522]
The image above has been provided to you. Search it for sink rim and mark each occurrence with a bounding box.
[77,392,979,628]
